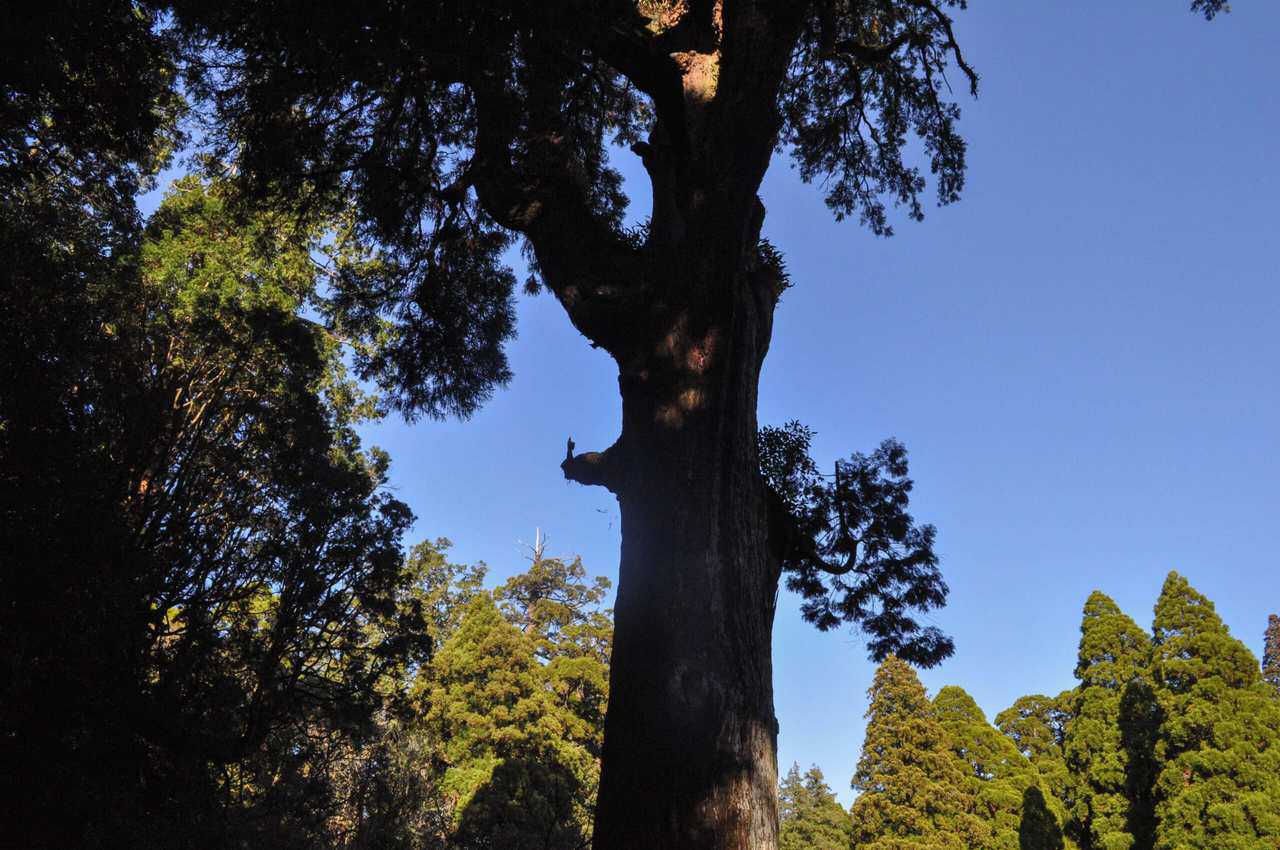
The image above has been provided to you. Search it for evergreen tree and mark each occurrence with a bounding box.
[327,543,615,850]
[423,593,596,849]
[1,175,420,849]
[778,763,852,850]
[1149,573,1280,850]
[404,538,489,646]
[392,550,614,849]
[996,692,1075,812]
[850,656,989,849]
[1263,614,1280,697]
[1062,592,1157,850]
[498,548,613,759]
[934,686,1071,850]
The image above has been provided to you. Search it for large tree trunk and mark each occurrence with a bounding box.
[587,255,782,848]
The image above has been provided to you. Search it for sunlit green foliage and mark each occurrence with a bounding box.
[407,548,611,850]
[850,655,989,849]
[1149,573,1280,850]
[995,691,1075,816]
[1063,592,1157,850]
[778,763,853,850]
[934,686,1072,850]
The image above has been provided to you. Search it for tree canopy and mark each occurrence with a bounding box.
[1,172,419,847]
[934,685,1071,850]
[777,764,853,850]
[1063,592,1157,850]
[850,655,988,849]
[1149,573,1280,850]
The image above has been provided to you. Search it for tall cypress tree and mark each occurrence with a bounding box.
[1150,573,1280,850]
[777,763,852,850]
[1063,592,1157,850]
[935,686,1072,850]
[1263,614,1280,697]
[850,656,989,849]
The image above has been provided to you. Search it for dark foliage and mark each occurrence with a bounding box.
[1263,614,1280,696]
[760,422,951,666]
[0,1,182,190]
[0,170,420,847]
[1190,0,1230,19]
[1019,787,1066,850]
[780,0,977,235]
[168,1,643,417]
[0,2,1236,846]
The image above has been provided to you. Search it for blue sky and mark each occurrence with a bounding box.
[340,4,1278,804]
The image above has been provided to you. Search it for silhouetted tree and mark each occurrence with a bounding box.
[3,2,1231,846]
[0,176,419,849]
[759,424,950,664]
[161,3,988,843]
[159,3,1229,845]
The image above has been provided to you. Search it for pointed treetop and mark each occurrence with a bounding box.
[778,763,852,850]
[860,654,934,728]
[1075,590,1151,689]
[851,656,990,849]
[933,685,987,725]
[1152,571,1259,692]
[1150,576,1280,850]
[934,686,1070,850]
[934,685,1028,784]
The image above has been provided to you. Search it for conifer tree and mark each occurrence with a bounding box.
[423,594,597,849]
[777,763,853,850]
[996,692,1075,814]
[850,656,989,850]
[1263,614,1280,697]
[1149,573,1280,850]
[1063,591,1157,850]
[934,686,1072,850]
[497,549,613,753]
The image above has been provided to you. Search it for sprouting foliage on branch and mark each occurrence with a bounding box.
[759,422,952,666]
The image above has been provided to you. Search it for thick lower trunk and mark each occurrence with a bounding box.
[591,274,780,849]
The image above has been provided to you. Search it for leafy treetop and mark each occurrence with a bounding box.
[778,763,853,850]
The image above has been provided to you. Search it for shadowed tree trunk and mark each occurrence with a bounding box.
[585,255,783,848]
[523,15,803,844]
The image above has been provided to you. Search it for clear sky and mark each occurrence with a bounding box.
[349,3,1280,805]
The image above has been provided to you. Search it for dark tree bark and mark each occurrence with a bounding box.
[587,257,783,848]
[533,13,803,844]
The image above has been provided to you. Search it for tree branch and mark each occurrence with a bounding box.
[764,485,854,576]
[467,75,646,355]
[560,437,620,493]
